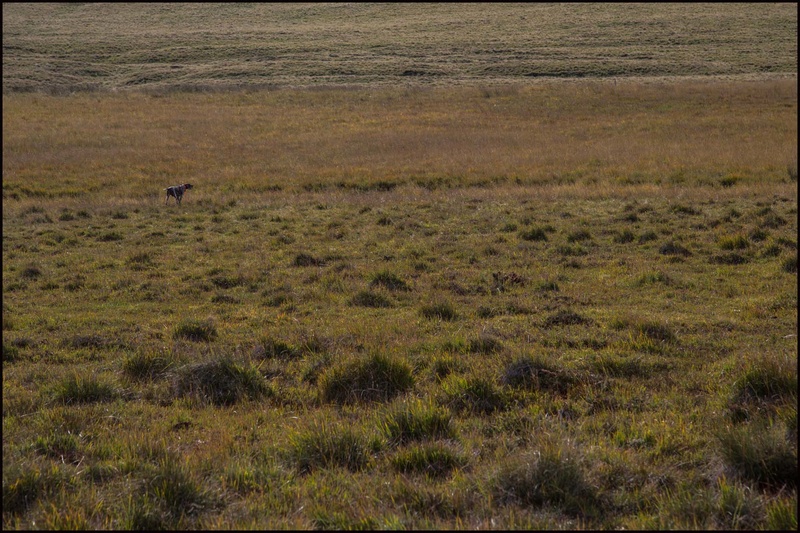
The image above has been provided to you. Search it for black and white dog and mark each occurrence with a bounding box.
[165,183,193,205]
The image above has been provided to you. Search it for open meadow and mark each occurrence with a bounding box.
[3,3,798,530]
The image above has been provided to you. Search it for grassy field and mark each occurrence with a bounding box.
[2,3,797,92]
[2,3,798,531]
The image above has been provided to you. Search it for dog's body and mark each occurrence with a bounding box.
[165,183,193,205]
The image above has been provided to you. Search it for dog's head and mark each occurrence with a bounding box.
[184,183,194,190]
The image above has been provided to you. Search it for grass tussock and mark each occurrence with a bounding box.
[350,290,393,308]
[382,400,456,445]
[173,357,272,406]
[501,355,578,394]
[51,374,119,405]
[390,443,468,478]
[440,376,508,415]
[122,349,178,381]
[173,319,218,342]
[492,444,600,518]
[287,422,375,474]
[420,301,458,321]
[717,422,797,489]
[319,353,414,404]
[370,271,410,292]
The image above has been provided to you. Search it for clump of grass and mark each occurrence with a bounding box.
[671,204,700,216]
[256,337,302,359]
[350,290,392,308]
[173,318,217,342]
[765,498,797,530]
[711,253,748,265]
[293,253,324,267]
[542,309,592,328]
[97,231,123,242]
[718,235,749,250]
[536,279,560,292]
[173,357,271,406]
[52,374,119,404]
[566,229,592,242]
[65,275,85,291]
[467,334,503,354]
[63,334,106,349]
[638,230,658,243]
[787,163,798,182]
[500,222,518,233]
[3,343,21,362]
[210,293,239,304]
[287,422,374,474]
[634,321,677,343]
[211,274,244,289]
[126,251,154,270]
[390,443,468,478]
[659,241,692,256]
[587,353,650,378]
[492,445,599,518]
[440,376,508,414]
[32,433,81,462]
[556,244,588,257]
[382,400,456,445]
[420,300,458,321]
[748,228,768,242]
[491,271,526,292]
[636,270,671,285]
[613,229,636,243]
[20,263,43,279]
[140,454,212,519]
[311,512,378,530]
[519,227,548,241]
[760,243,783,258]
[501,355,576,393]
[727,354,797,421]
[319,353,414,404]
[430,355,463,382]
[369,271,410,291]
[717,422,797,488]
[781,255,797,273]
[476,305,501,318]
[123,349,176,381]
[760,212,787,229]
[123,496,170,531]
[2,466,59,516]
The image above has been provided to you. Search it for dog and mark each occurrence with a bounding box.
[165,183,193,205]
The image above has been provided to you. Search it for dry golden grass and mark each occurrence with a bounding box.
[3,78,797,208]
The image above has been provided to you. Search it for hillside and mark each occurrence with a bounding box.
[2,3,797,93]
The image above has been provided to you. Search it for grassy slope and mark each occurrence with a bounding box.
[2,3,798,531]
[2,3,797,92]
